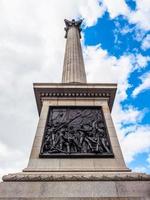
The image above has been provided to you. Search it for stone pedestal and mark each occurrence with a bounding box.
[0,172,150,199]
[1,83,150,199]
[25,83,129,173]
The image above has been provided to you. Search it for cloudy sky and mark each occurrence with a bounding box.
[0,0,150,178]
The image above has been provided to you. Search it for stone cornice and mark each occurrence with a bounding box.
[33,83,117,115]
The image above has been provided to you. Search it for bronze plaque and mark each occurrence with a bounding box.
[40,106,113,158]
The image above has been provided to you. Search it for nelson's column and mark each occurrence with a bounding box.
[0,19,150,199]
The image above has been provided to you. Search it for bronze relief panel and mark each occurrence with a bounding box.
[40,106,113,158]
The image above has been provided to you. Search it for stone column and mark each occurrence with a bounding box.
[62,19,87,83]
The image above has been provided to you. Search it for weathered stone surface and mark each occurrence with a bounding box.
[3,172,150,182]
[0,198,147,200]
[0,178,150,198]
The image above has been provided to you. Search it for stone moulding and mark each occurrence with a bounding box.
[40,92,111,98]
[33,83,117,115]
[3,172,150,182]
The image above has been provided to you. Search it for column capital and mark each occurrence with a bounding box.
[64,19,83,38]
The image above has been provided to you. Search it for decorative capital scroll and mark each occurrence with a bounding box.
[64,19,83,38]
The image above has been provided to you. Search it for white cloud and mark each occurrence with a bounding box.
[83,45,149,105]
[129,0,150,31]
[119,25,134,35]
[84,45,119,83]
[113,105,144,127]
[133,29,146,42]
[79,0,105,27]
[84,46,149,101]
[0,142,27,180]
[147,154,150,164]
[84,45,133,84]
[98,0,150,31]
[0,142,22,163]
[132,72,150,97]
[121,125,150,163]
[80,0,150,31]
[81,0,150,32]
[133,166,148,173]
[135,54,150,68]
[103,0,150,31]
[102,0,130,18]
[112,104,150,164]
[142,34,150,50]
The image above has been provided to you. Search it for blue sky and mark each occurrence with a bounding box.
[0,0,150,177]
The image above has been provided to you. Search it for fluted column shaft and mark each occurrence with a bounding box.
[62,19,87,83]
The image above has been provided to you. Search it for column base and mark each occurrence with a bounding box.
[0,172,150,199]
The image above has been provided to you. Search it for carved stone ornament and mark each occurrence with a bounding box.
[64,19,82,38]
[40,106,114,158]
